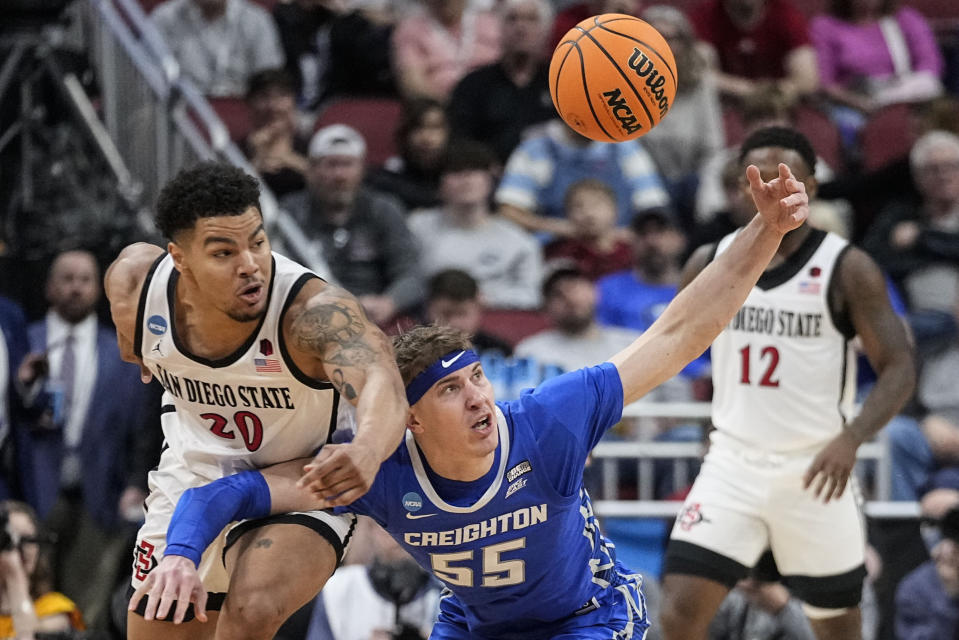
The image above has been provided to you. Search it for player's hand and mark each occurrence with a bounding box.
[803,429,859,503]
[746,163,808,235]
[128,555,208,624]
[297,442,379,507]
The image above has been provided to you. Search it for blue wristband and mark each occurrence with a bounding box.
[165,470,272,566]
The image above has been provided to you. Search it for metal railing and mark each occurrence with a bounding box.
[82,0,325,276]
[593,401,914,518]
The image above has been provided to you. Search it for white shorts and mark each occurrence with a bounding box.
[665,432,866,608]
[130,446,356,615]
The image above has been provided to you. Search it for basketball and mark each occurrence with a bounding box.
[549,14,678,143]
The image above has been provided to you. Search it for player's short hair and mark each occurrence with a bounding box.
[393,325,475,386]
[428,269,479,303]
[563,178,616,211]
[738,126,817,177]
[155,162,261,240]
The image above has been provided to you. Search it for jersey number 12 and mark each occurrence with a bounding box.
[738,345,781,388]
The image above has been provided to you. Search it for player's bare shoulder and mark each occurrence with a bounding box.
[281,278,394,391]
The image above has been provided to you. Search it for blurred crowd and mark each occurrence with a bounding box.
[2,0,959,638]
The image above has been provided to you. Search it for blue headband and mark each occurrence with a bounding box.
[405,349,480,406]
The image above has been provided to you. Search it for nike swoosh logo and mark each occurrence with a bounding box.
[441,351,466,368]
[405,512,437,520]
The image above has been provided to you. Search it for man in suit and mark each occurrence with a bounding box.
[0,294,30,501]
[19,249,153,629]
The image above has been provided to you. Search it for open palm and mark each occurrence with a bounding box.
[747,163,809,235]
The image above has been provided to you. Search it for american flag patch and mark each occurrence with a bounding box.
[798,281,821,295]
[254,357,281,372]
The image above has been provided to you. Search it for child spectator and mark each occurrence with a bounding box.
[544,179,634,281]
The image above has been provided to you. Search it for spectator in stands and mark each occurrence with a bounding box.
[307,518,440,640]
[496,119,670,238]
[810,0,944,147]
[391,0,501,102]
[548,0,642,51]
[895,470,959,638]
[447,0,556,163]
[0,500,85,638]
[327,0,400,99]
[281,124,423,325]
[596,209,709,380]
[862,131,959,331]
[408,140,543,310]
[544,179,634,281]
[515,263,640,373]
[272,0,340,109]
[151,0,284,97]
[638,6,725,228]
[366,98,448,212]
[689,0,819,104]
[242,69,310,199]
[708,553,818,640]
[18,250,149,630]
[423,269,514,356]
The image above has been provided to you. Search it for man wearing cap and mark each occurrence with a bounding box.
[129,160,811,638]
[279,124,423,325]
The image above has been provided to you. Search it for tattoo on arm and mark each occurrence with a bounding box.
[292,299,378,367]
[254,538,273,549]
[332,369,358,400]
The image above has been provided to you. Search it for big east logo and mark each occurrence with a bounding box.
[628,48,671,118]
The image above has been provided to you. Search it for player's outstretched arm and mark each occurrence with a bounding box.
[803,248,916,502]
[286,282,408,506]
[104,243,165,383]
[610,163,808,405]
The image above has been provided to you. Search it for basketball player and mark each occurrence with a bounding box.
[130,159,811,637]
[106,162,407,639]
[659,127,916,640]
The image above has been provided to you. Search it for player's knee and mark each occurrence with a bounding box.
[219,589,288,639]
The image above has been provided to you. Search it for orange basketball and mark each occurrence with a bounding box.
[549,14,678,143]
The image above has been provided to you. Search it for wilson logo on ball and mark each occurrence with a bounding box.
[627,49,670,118]
[602,88,642,135]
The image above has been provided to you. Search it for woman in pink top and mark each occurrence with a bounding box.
[811,0,944,116]
[392,0,502,102]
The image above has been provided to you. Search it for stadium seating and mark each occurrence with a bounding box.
[861,103,917,171]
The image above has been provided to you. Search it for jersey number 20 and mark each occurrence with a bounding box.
[430,537,526,587]
[201,411,264,451]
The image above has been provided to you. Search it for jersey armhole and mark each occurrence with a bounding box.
[133,253,167,359]
[827,244,856,339]
[277,273,336,391]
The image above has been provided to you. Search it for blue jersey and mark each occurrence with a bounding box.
[344,364,645,638]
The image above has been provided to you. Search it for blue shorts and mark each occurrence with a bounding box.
[429,568,649,640]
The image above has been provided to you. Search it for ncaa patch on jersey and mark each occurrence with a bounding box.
[147,315,167,335]
[402,492,424,512]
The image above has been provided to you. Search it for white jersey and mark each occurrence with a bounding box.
[710,229,856,452]
[135,252,343,480]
